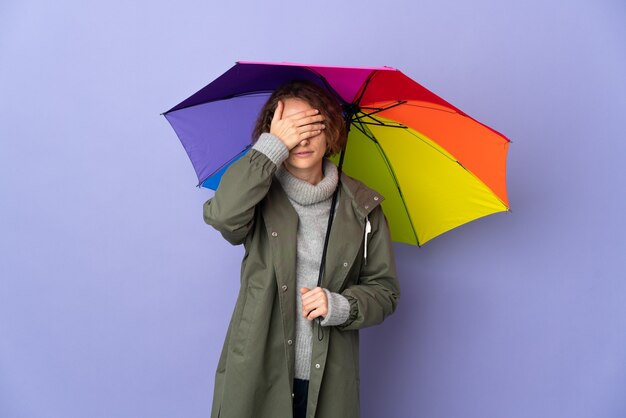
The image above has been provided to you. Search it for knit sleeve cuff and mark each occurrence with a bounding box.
[252,133,289,167]
[320,289,351,327]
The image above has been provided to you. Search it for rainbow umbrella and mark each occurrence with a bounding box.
[163,61,510,246]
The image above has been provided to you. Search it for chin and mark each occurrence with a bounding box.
[288,163,316,171]
[286,158,323,170]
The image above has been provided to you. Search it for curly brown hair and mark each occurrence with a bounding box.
[251,80,347,156]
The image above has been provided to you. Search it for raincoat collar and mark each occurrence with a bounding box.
[339,172,385,220]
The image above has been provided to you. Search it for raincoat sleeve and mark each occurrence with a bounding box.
[203,135,287,245]
[338,206,400,330]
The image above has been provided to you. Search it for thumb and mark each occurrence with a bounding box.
[272,100,283,123]
[300,287,309,294]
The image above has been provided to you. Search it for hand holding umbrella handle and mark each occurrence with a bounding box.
[300,287,329,320]
[270,100,326,150]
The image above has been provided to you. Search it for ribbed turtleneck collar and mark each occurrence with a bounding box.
[276,160,338,206]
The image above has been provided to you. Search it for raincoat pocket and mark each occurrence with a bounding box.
[233,283,263,355]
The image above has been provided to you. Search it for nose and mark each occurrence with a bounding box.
[299,137,310,146]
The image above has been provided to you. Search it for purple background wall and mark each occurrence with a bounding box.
[1,0,625,417]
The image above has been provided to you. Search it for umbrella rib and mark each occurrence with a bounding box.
[358,119,406,128]
[353,70,380,106]
[353,113,406,129]
[359,100,407,116]
[353,121,421,246]
[400,102,459,114]
[354,101,407,127]
[357,114,457,164]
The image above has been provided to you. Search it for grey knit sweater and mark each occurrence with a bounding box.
[253,133,351,380]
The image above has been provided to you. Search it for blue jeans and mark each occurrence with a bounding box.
[293,378,309,418]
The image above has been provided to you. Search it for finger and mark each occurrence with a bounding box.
[296,125,325,137]
[306,309,319,320]
[292,113,325,127]
[296,122,326,131]
[272,100,284,122]
[301,288,320,312]
[302,296,320,312]
[303,293,328,318]
[301,287,323,303]
[312,290,328,310]
[302,293,325,310]
[277,117,324,140]
[300,287,310,295]
[294,130,323,144]
[307,306,327,320]
[303,303,322,319]
[284,109,323,124]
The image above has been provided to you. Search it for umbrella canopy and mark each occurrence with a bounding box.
[163,61,510,246]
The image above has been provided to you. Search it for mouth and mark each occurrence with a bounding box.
[293,151,313,157]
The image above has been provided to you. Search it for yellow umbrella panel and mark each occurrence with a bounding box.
[334,112,509,246]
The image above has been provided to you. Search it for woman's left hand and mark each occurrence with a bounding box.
[300,287,328,320]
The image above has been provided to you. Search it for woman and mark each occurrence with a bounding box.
[204,80,400,418]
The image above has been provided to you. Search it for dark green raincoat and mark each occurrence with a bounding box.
[204,149,400,418]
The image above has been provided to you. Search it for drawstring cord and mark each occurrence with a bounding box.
[364,216,371,266]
